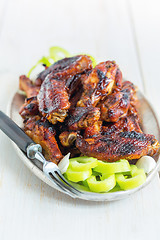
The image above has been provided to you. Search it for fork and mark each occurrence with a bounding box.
[0,111,82,198]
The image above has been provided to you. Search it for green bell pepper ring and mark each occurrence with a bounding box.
[65,168,92,182]
[63,176,90,192]
[69,156,98,171]
[89,55,97,67]
[27,46,70,78]
[116,165,146,190]
[49,46,70,61]
[69,182,90,192]
[108,184,121,192]
[27,56,52,78]
[94,159,131,174]
[87,174,116,193]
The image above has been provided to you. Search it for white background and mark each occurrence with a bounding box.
[0,0,160,239]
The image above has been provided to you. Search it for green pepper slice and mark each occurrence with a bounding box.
[69,182,90,192]
[65,168,92,182]
[27,56,52,78]
[116,165,146,190]
[69,156,98,171]
[87,174,116,193]
[94,159,130,174]
[49,46,70,61]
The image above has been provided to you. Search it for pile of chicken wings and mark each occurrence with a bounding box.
[19,55,159,164]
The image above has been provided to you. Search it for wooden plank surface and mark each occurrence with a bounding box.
[0,1,160,240]
[128,0,160,116]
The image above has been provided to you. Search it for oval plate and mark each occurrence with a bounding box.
[8,91,160,201]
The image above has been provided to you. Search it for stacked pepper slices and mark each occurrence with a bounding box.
[63,157,146,193]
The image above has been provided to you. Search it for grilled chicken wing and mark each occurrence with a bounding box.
[19,97,39,118]
[37,55,92,124]
[67,106,100,131]
[24,116,62,164]
[84,121,102,138]
[59,131,77,147]
[76,131,159,162]
[37,76,70,124]
[100,81,137,122]
[35,55,92,86]
[19,75,40,98]
[79,105,148,161]
[77,61,122,107]
[102,107,142,136]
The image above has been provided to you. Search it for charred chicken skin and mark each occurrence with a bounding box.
[76,132,159,162]
[19,75,40,98]
[77,61,122,107]
[67,106,100,131]
[19,97,39,119]
[100,81,137,122]
[37,76,70,124]
[24,116,62,164]
[78,105,155,162]
[102,107,142,135]
[19,55,159,163]
[59,131,77,147]
[35,55,92,86]
[36,55,93,124]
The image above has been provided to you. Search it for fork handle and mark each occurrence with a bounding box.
[0,111,34,152]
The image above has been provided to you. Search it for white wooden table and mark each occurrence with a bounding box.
[0,0,160,239]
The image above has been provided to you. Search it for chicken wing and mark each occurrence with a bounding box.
[35,55,92,86]
[77,61,122,107]
[37,55,93,124]
[67,106,100,131]
[24,116,63,164]
[76,131,159,162]
[100,81,137,122]
[84,121,102,138]
[102,107,142,136]
[19,97,39,119]
[19,75,40,98]
[59,131,77,147]
[37,76,70,124]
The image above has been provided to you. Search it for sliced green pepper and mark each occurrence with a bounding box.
[49,46,70,61]
[27,56,52,78]
[108,184,121,192]
[63,177,90,192]
[92,170,101,177]
[94,159,131,174]
[65,168,92,182]
[70,182,90,192]
[82,179,89,188]
[116,165,146,190]
[69,156,98,171]
[87,174,116,193]
[87,55,97,67]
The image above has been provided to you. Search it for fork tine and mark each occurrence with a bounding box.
[51,173,79,196]
[27,144,82,197]
[56,169,82,194]
[47,173,68,193]
[47,173,77,198]
[51,171,82,196]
